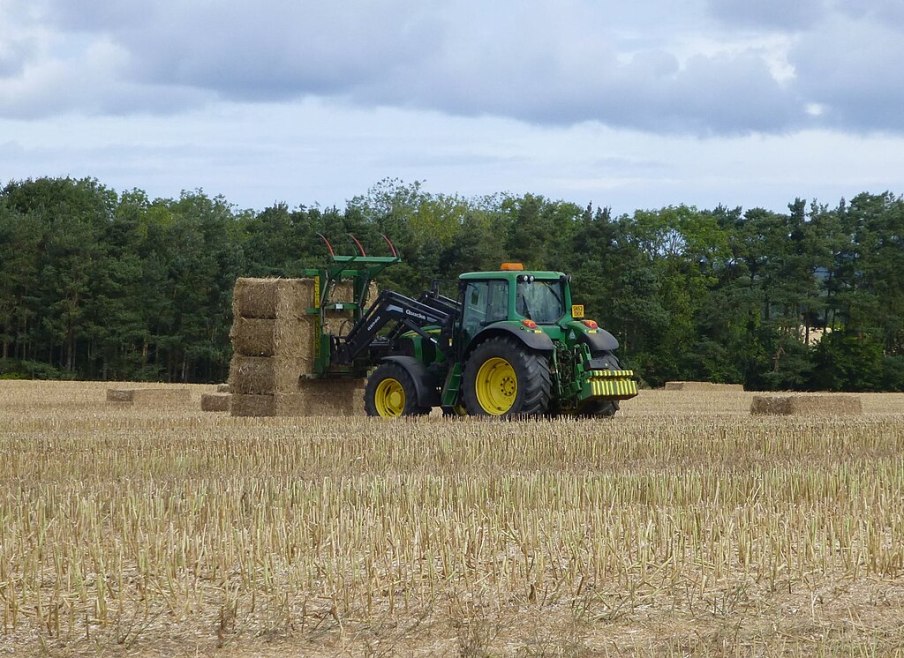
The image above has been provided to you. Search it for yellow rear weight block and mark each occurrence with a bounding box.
[585,369,637,399]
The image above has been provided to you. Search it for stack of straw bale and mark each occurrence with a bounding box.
[229,277,369,417]
[751,394,862,416]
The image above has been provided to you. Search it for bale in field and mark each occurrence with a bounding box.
[231,379,365,417]
[229,356,312,395]
[233,277,379,321]
[231,316,316,357]
[232,278,315,320]
[751,394,862,416]
[201,393,231,412]
[106,389,134,403]
[320,280,379,337]
[298,379,365,416]
[231,393,279,417]
[664,381,744,392]
[216,383,231,393]
[106,388,191,407]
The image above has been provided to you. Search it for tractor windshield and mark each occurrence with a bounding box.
[516,280,565,324]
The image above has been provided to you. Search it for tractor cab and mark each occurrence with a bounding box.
[454,263,583,354]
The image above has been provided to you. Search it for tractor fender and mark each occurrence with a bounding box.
[467,322,555,357]
[577,328,619,353]
[380,355,441,408]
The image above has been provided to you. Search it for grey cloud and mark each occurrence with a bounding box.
[131,4,442,98]
[374,43,801,135]
[0,35,34,77]
[7,0,903,136]
[791,14,904,131]
[834,0,904,26]
[705,0,827,30]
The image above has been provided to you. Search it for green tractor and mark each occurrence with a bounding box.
[313,240,637,418]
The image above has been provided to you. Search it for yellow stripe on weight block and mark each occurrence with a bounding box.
[591,369,634,378]
[587,377,638,399]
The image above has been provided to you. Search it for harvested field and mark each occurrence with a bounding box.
[664,380,745,391]
[751,393,863,416]
[2,380,904,657]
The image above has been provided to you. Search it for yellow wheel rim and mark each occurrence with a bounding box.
[475,357,517,415]
[374,378,405,417]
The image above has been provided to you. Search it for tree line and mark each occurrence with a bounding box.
[1,176,902,390]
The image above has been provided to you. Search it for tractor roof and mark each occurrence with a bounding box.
[458,269,565,282]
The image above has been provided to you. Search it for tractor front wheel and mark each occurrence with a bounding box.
[364,362,431,417]
[462,337,551,417]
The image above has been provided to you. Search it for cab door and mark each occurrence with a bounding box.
[455,279,509,352]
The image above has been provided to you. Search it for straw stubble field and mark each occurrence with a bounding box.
[1,381,904,656]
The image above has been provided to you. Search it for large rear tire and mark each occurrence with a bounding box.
[364,362,431,417]
[462,337,551,417]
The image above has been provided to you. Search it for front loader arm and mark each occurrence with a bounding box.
[333,290,456,365]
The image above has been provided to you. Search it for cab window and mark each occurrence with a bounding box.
[516,280,565,324]
[461,280,509,339]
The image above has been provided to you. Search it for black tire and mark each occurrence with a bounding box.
[462,337,551,417]
[578,350,622,418]
[364,362,431,417]
[577,399,619,417]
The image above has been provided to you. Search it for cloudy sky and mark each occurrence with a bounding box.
[1,0,903,214]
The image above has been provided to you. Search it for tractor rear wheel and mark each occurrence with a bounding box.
[364,362,431,417]
[462,337,551,416]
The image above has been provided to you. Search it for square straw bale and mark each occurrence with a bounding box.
[751,394,862,416]
[228,392,315,417]
[231,393,278,417]
[320,280,367,336]
[106,388,135,403]
[664,381,744,391]
[232,278,316,320]
[106,388,191,407]
[201,393,231,412]
[750,396,792,415]
[229,380,366,417]
[322,309,356,337]
[229,355,310,395]
[298,378,366,416]
[230,316,317,357]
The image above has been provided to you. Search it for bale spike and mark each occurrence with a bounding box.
[348,234,367,256]
[317,233,336,257]
[381,234,399,257]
